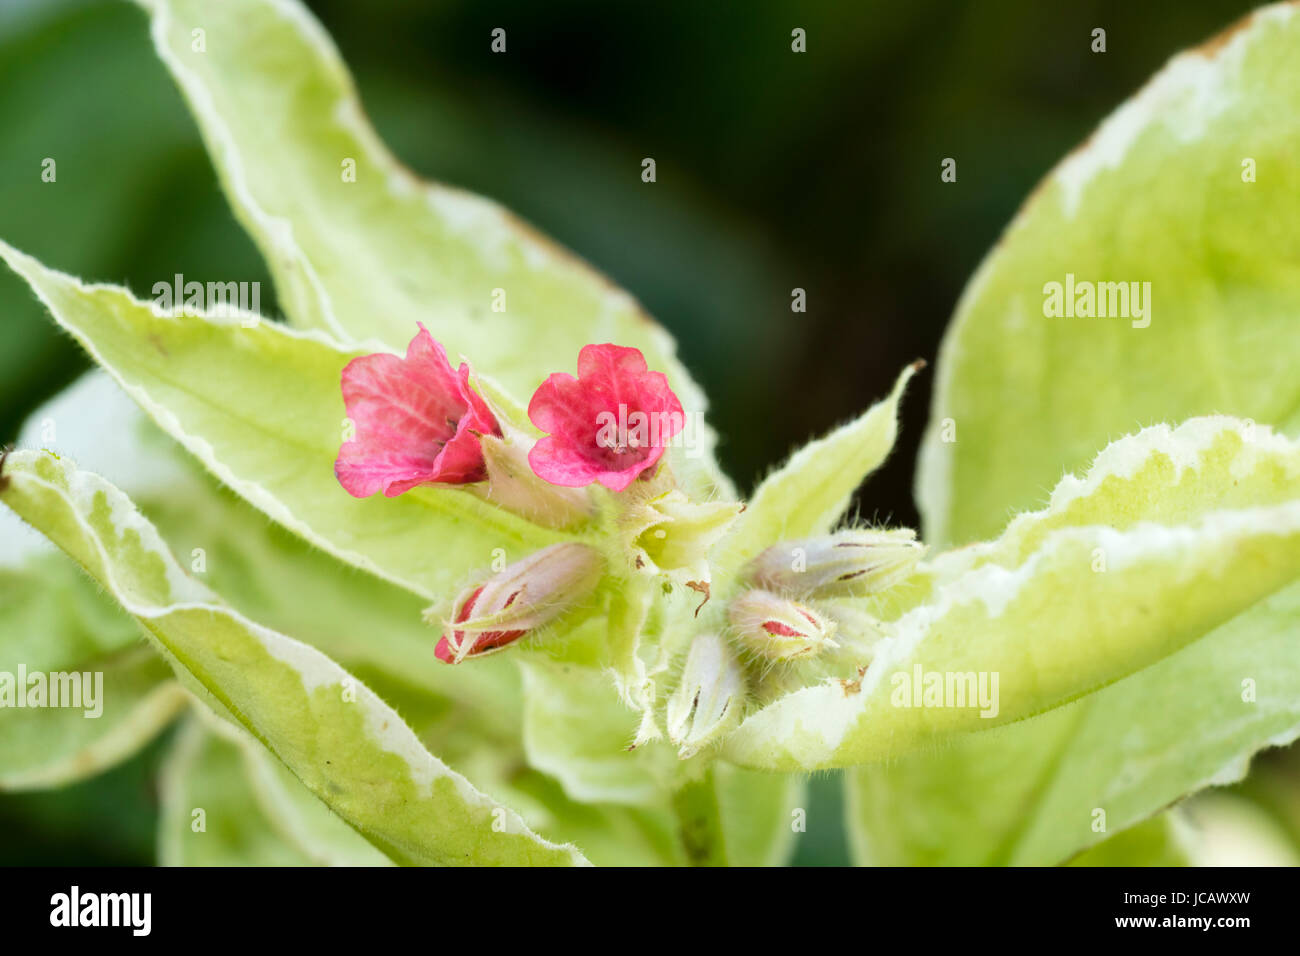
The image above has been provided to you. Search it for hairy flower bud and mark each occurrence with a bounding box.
[665,632,744,757]
[748,528,924,598]
[728,589,838,661]
[432,542,604,663]
[621,488,742,580]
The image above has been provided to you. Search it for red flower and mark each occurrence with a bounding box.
[335,324,500,497]
[527,344,685,492]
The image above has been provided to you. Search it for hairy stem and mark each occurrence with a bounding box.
[672,765,728,866]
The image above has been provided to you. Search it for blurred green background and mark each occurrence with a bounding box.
[1,0,1292,865]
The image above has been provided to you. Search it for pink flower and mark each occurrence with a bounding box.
[527,344,685,492]
[335,324,500,497]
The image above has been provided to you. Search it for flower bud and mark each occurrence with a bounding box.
[433,542,604,663]
[621,488,742,580]
[665,633,744,757]
[728,589,838,661]
[748,528,924,598]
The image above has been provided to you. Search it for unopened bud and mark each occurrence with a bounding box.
[665,633,744,757]
[748,528,924,598]
[728,589,838,661]
[432,542,604,663]
[621,488,742,580]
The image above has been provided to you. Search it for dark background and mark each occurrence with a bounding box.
[0,0,1269,865]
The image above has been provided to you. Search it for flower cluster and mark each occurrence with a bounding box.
[336,327,697,663]
[333,323,924,741]
[337,330,680,503]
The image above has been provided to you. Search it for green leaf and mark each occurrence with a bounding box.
[1065,814,1194,867]
[713,763,805,867]
[0,544,139,672]
[0,240,565,600]
[159,716,316,866]
[194,711,392,866]
[724,417,1300,771]
[17,370,520,726]
[873,7,1300,867]
[478,763,687,867]
[0,521,184,789]
[719,362,920,573]
[135,0,729,498]
[917,4,1300,549]
[845,582,1300,864]
[668,762,806,866]
[520,653,678,807]
[0,645,185,791]
[1,449,588,866]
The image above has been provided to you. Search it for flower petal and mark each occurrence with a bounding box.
[335,324,498,497]
[525,344,685,491]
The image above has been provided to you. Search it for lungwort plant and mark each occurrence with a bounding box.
[2,0,1299,867]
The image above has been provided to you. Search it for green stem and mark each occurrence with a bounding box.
[672,765,728,866]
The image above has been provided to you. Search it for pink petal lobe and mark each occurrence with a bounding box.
[525,344,686,491]
[335,324,499,498]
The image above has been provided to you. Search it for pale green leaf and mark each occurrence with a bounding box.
[196,709,392,866]
[0,530,184,789]
[898,6,1300,865]
[917,4,1300,549]
[0,646,185,791]
[1,449,588,865]
[845,582,1300,864]
[718,362,920,574]
[135,0,729,497]
[0,546,139,671]
[725,417,1300,771]
[0,240,565,600]
[17,370,520,726]
[159,716,316,866]
[520,654,678,807]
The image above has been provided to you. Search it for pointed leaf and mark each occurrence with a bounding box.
[0,241,564,599]
[725,418,1300,771]
[136,0,729,496]
[845,581,1300,864]
[1,449,587,865]
[917,4,1300,549]
[719,362,919,572]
